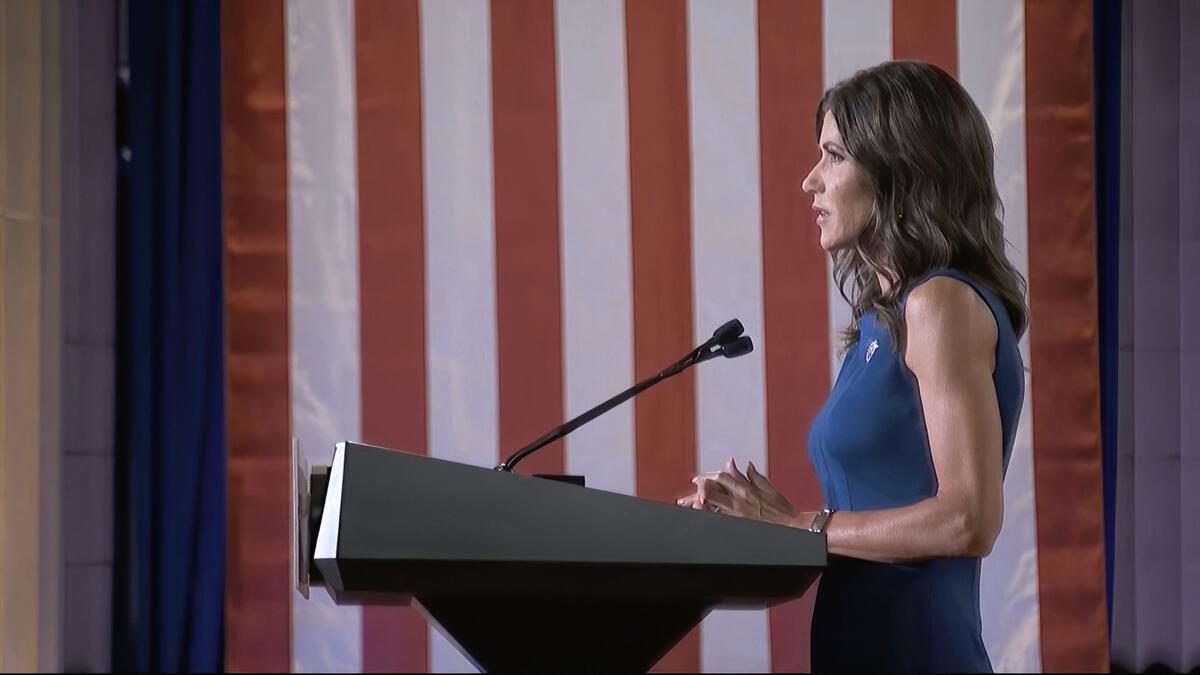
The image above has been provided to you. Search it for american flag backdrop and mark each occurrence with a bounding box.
[220,0,1108,671]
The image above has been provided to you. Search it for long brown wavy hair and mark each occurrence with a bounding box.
[817,60,1028,351]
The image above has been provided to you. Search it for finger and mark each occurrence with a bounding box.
[693,475,731,493]
[745,461,771,490]
[697,474,740,500]
[704,490,735,514]
[693,476,723,504]
[712,471,745,494]
[725,456,751,486]
[677,494,700,508]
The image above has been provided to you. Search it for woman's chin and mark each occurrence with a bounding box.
[818,229,842,252]
[818,223,863,252]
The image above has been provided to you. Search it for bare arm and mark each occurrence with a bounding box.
[680,277,1006,563]
[814,277,1005,562]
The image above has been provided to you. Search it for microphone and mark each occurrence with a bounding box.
[496,319,755,474]
[722,335,754,359]
[712,318,745,346]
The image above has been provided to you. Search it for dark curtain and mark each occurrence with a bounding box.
[113,0,225,671]
[1108,0,1200,670]
[1093,0,1121,637]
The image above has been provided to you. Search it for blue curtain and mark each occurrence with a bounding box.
[1093,0,1121,637]
[113,0,224,670]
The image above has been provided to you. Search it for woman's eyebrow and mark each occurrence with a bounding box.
[822,141,846,154]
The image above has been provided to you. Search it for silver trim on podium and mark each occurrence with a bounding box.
[314,442,346,560]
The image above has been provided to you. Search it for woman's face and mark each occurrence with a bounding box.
[802,111,874,252]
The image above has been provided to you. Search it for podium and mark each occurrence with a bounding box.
[298,441,825,673]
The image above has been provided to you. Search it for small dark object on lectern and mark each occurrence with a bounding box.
[532,473,585,487]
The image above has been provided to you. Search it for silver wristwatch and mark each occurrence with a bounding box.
[808,507,836,534]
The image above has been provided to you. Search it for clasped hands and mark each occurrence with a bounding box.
[677,456,814,529]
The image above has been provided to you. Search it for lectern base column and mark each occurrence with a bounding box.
[416,594,711,674]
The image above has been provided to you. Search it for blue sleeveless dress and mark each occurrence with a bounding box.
[807,268,1024,673]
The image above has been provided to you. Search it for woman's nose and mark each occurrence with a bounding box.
[801,165,820,194]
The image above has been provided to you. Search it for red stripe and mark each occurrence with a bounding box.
[1024,0,1109,670]
[624,0,699,670]
[490,0,566,477]
[756,1,827,671]
[355,1,430,671]
[892,0,958,79]
[221,0,291,669]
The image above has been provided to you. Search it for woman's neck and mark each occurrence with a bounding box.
[877,272,892,294]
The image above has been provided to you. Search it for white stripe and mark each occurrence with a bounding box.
[687,1,770,670]
[555,0,636,498]
[821,0,892,379]
[420,0,495,670]
[958,1,1042,671]
[285,0,362,671]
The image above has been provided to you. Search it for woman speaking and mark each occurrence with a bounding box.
[678,60,1026,673]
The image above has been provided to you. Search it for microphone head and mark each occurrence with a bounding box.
[712,319,745,346]
[722,336,754,358]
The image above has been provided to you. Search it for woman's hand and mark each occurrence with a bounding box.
[677,457,803,528]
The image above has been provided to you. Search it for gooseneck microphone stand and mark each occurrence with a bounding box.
[496,319,754,474]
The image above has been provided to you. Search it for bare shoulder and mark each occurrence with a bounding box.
[903,276,997,372]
